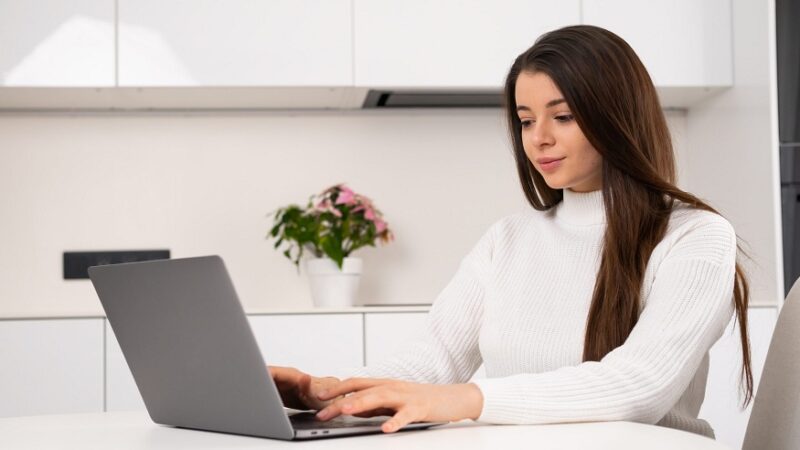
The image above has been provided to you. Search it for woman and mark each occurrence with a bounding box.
[270,24,753,438]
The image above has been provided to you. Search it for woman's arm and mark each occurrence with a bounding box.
[342,219,499,385]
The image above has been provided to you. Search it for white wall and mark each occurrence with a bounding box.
[684,0,781,307]
[0,109,687,317]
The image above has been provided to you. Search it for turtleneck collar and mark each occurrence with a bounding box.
[555,188,606,226]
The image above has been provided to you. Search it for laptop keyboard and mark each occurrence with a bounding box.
[289,412,386,430]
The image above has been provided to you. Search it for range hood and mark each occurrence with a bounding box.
[362,90,503,108]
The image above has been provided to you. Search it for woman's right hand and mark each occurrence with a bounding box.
[268,366,342,411]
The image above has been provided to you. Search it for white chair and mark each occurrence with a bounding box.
[741,278,800,450]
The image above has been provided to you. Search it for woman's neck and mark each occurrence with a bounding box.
[556,188,606,226]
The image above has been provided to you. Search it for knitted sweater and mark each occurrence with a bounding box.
[350,188,737,438]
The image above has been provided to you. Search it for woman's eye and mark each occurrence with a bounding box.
[520,119,534,128]
[555,114,574,123]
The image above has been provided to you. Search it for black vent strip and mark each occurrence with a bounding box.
[363,90,502,108]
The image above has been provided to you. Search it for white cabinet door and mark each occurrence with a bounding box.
[0,0,114,86]
[582,0,732,87]
[354,0,580,88]
[364,312,486,380]
[364,313,428,366]
[248,314,363,377]
[105,321,146,411]
[699,307,777,450]
[0,319,104,417]
[118,0,352,87]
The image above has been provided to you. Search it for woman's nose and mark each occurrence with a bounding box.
[529,122,555,149]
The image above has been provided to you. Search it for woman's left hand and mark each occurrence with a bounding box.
[314,378,484,433]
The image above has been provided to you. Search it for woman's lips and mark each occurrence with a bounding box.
[538,157,565,173]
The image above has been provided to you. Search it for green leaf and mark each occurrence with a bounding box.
[320,234,344,269]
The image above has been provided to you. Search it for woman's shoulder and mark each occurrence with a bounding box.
[668,202,735,234]
[662,202,737,264]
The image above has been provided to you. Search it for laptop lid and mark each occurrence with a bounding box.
[89,255,295,440]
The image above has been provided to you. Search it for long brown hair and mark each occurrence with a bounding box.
[504,25,753,407]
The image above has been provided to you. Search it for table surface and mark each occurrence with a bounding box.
[0,412,731,450]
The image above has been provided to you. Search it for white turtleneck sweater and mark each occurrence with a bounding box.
[348,189,737,438]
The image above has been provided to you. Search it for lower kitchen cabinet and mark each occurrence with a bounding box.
[104,321,145,411]
[248,313,364,377]
[0,318,104,417]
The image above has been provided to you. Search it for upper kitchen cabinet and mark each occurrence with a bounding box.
[117,0,352,87]
[353,0,581,89]
[582,0,732,106]
[0,0,114,87]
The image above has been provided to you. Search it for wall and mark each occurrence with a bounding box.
[0,109,687,317]
[685,0,782,307]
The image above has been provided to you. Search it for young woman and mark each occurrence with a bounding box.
[270,25,753,438]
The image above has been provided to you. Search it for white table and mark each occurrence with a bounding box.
[0,412,731,449]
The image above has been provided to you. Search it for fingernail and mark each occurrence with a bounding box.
[318,390,328,398]
[316,409,328,419]
[342,403,352,412]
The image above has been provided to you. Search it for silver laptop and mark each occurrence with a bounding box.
[88,255,440,440]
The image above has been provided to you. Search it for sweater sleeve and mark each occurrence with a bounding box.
[472,214,738,425]
[341,220,498,384]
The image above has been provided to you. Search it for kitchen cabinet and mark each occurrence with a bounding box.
[364,312,428,366]
[0,0,736,108]
[353,0,581,89]
[699,307,777,450]
[582,0,732,88]
[248,313,364,376]
[0,319,104,417]
[0,0,114,86]
[117,0,352,87]
[105,321,145,412]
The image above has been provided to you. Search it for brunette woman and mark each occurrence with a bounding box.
[271,25,753,438]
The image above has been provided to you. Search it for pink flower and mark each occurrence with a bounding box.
[364,208,376,221]
[335,186,356,205]
[374,218,387,233]
[314,198,342,217]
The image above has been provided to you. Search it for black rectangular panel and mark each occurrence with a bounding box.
[63,250,170,279]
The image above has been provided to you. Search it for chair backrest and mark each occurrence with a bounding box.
[742,278,800,450]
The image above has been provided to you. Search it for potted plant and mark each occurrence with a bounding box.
[267,183,394,307]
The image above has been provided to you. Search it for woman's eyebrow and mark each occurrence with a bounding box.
[516,99,567,112]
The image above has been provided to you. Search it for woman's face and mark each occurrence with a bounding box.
[515,71,602,192]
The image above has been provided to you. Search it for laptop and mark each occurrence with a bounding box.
[88,255,440,440]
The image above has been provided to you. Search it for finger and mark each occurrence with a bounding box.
[298,374,312,396]
[269,366,303,385]
[338,390,404,418]
[353,408,395,418]
[316,388,386,421]
[382,408,418,434]
[317,377,390,401]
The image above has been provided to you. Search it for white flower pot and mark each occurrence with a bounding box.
[305,257,362,308]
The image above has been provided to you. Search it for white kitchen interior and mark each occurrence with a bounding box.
[0,1,787,449]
